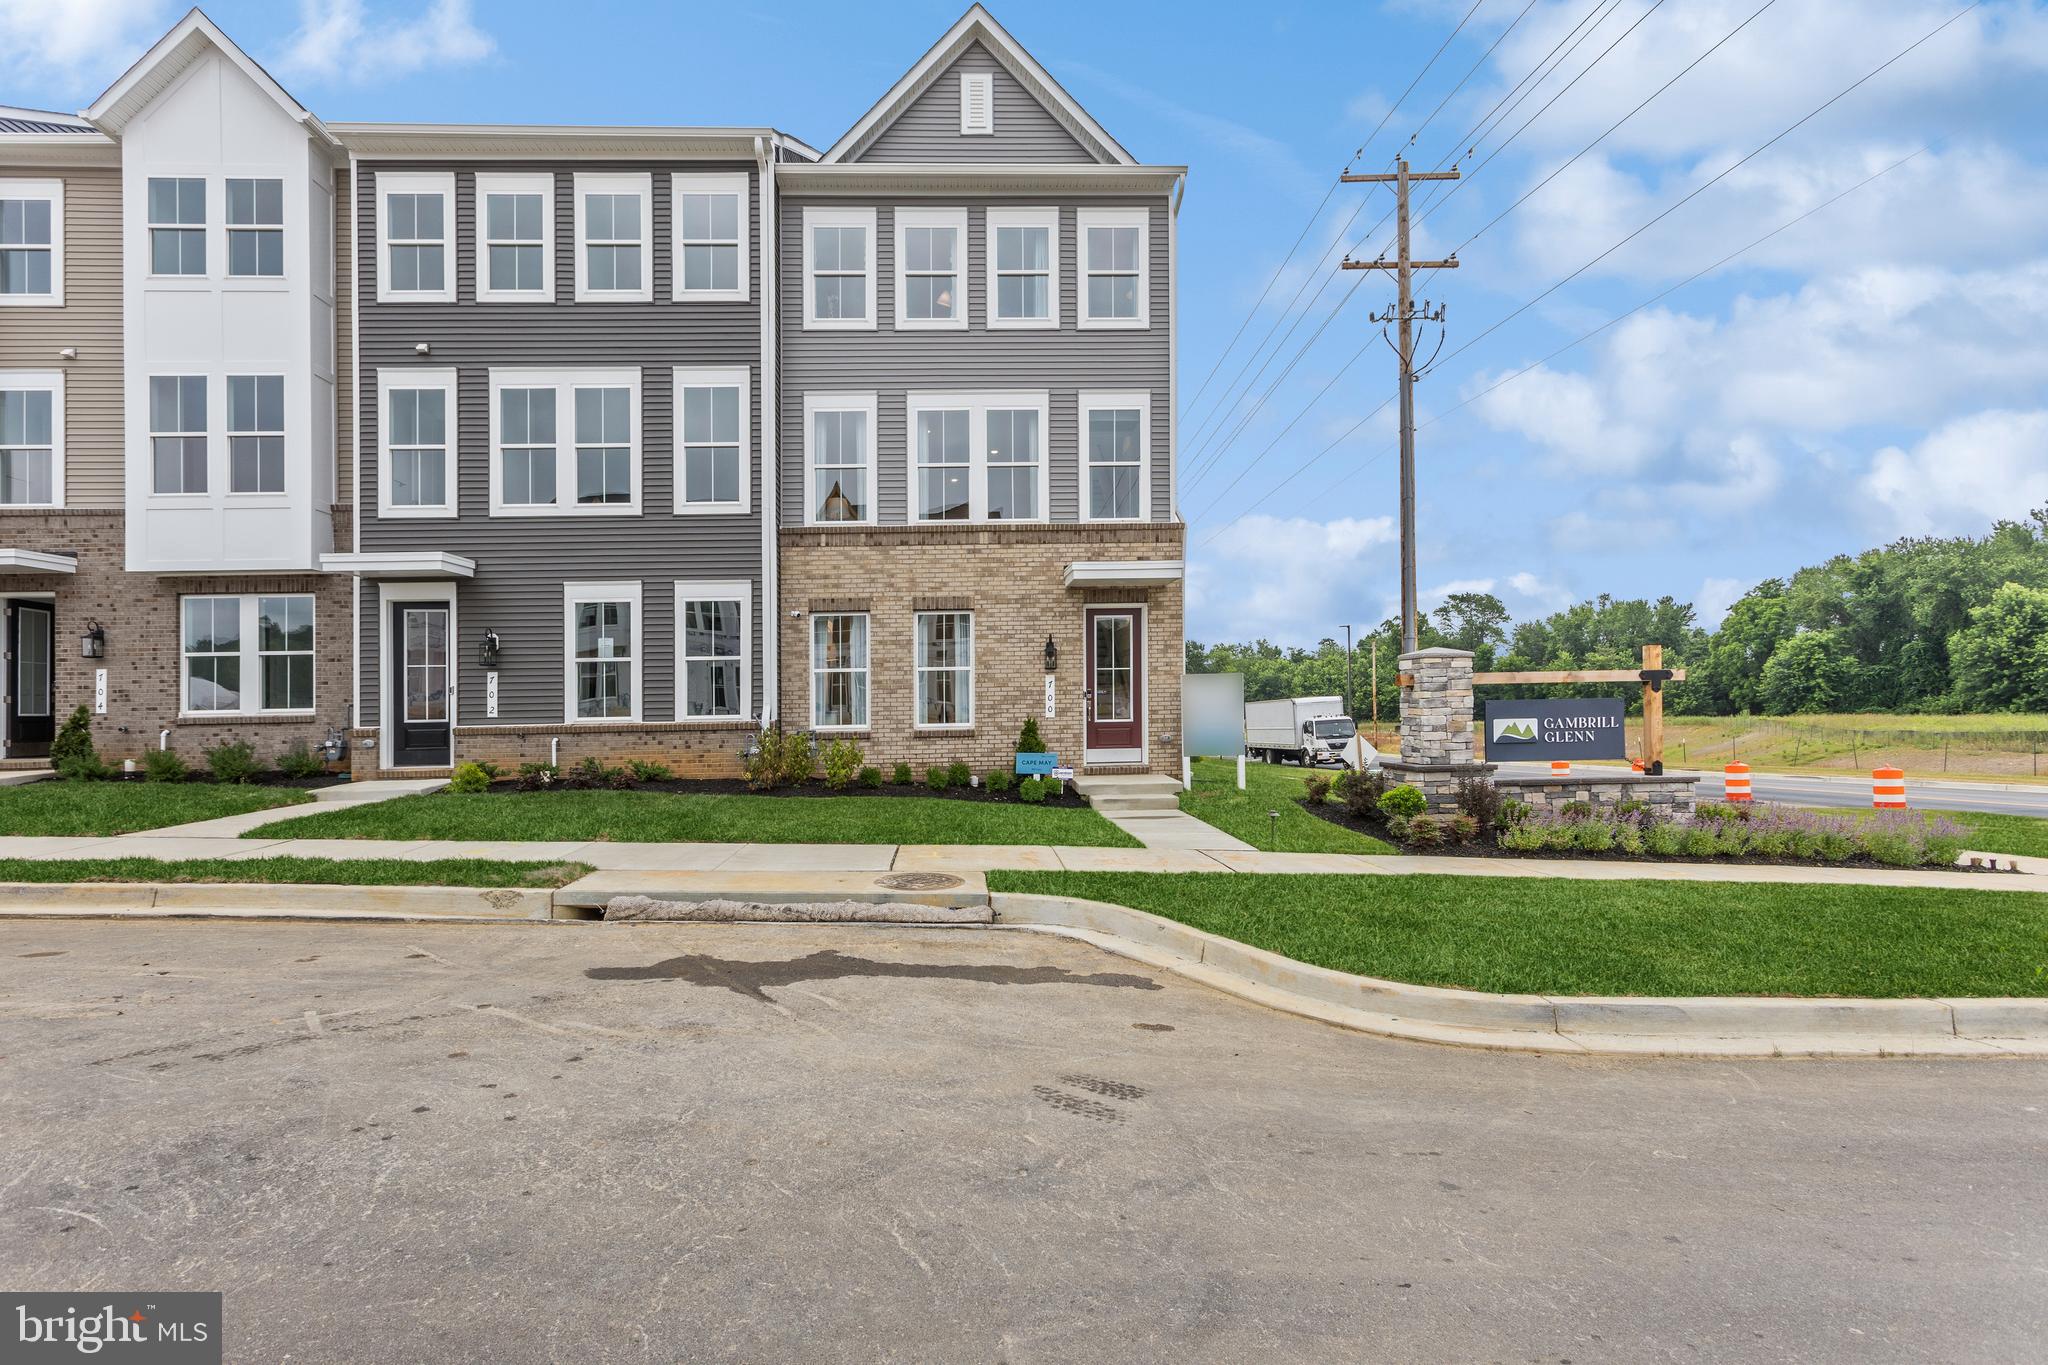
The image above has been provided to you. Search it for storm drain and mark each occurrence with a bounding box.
[601,896,990,925]
[874,872,965,891]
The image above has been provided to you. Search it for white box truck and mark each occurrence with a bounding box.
[1244,695,1377,768]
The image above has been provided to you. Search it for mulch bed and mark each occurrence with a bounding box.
[476,776,1092,809]
[101,771,351,791]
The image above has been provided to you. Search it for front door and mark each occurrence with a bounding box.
[5,601,55,757]
[390,602,451,768]
[1084,607,1142,762]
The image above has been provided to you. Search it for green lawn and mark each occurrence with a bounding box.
[0,857,590,887]
[0,781,310,836]
[986,870,2048,998]
[244,790,1141,848]
[1178,756,1393,854]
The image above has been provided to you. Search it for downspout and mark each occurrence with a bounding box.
[757,135,780,727]
[349,150,364,766]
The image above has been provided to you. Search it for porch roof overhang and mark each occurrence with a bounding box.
[1062,559,1184,590]
[320,551,475,580]
[0,549,78,575]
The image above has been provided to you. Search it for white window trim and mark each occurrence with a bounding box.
[178,593,316,718]
[674,579,753,723]
[376,171,455,304]
[1079,390,1152,523]
[487,366,642,517]
[894,206,968,332]
[0,371,63,508]
[913,610,975,731]
[147,373,208,499]
[144,173,208,282]
[573,171,653,304]
[563,580,644,724]
[224,372,287,497]
[672,365,750,516]
[802,205,877,331]
[0,179,62,307]
[670,172,749,304]
[905,390,1050,525]
[959,71,994,136]
[984,206,1058,330]
[809,611,871,733]
[223,176,285,282]
[802,390,878,527]
[378,366,458,519]
[474,172,554,303]
[1077,206,1149,330]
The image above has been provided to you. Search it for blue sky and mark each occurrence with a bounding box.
[9,0,2047,647]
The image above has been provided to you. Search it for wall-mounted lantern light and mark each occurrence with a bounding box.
[80,620,105,659]
[479,629,501,670]
[1043,636,1058,672]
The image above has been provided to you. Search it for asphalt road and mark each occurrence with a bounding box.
[3,919,2044,1363]
[1491,761,2048,817]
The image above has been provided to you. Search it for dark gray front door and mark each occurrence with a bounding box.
[6,601,54,756]
[391,602,450,768]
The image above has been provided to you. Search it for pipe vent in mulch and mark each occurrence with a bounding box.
[601,896,992,925]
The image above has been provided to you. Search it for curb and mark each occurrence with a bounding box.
[989,892,2048,1059]
[0,881,556,922]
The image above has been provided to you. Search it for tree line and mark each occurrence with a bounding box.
[1186,510,2048,718]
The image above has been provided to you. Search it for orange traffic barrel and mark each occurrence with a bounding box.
[1872,767,1906,809]
[1550,760,1570,778]
[1723,762,1752,802]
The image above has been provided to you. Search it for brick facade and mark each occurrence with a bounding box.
[776,524,1184,775]
[348,720,752,780]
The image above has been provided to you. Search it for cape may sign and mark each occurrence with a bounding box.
[1483,698,1628,762]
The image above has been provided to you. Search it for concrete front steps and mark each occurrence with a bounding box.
[1071,772,1185,819]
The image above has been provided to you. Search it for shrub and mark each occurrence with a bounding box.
[1017,717,1048,754]
[277,740,326,779]
[1376,783,1426,821]
[571,756,631,789]
[1303,773,1334,804]
[1497,798,1534,828]
[51,706,105,780]
[1454,775,1503,828]
[1681,825,1721,858]
[1445,812,1478,845]
[1571,819,1616,853]
[1046,777,1065,799]
[1540,820,1580,853]
[1335,768,1387,818]
[448,761,493,794]
[1558,800,1593,823]
[746,728,787,791]
[204,739,259,784]
[628,759,674,783]
[779,730,817,786]
[1614,823,1646,856]
[1498,821,1546,852]
[1404,813,1445,848]
[517,761,559,791]
[947,761,972,789]
[821,738,864,790]
[141,747,188,783]
[1646,821,1687,856]
[1861,829,1921,868]
[857,765,883,789]
[1017,775,1048,804]
[926,765,953,791]
[1747,828,1793,858]
[984,769,1014,795]
[1814,830,1856,862]
[891,761,913,786]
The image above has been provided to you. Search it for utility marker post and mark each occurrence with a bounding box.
[1342,158,1459,655]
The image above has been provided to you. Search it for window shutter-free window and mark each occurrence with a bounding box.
[150,375,207,494]
[916,613,973,727]
[226,178,283,278]
[0,182,59,300]
[678,370,746,511]
[673,173,748,301]
[812,614,869,729]
[383,370,455,515]
[227,375,285,493]
[0,387,55,506]
[148,177,205,276]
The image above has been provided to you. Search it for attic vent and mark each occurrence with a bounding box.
[960,71,993,136]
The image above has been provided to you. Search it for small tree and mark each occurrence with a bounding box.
[1017,716,1047,754]
[51,706,106,780]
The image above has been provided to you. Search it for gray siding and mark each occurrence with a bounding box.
[779,196,1172,528]
[857,43,1101,165]
[355,161,765,728]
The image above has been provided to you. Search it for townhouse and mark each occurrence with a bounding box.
[0,4,1185,781]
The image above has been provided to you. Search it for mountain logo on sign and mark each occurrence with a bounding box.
[1491,718,1538,742]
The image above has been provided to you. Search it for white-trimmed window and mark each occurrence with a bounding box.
[0,375,61,507]
[378,172,453,302]
[895,207,966,329]
[574,172,650,302]
[804,392,876,525]
[986,207,1056,328]
[907,392,1046,523]
[676,580,751,720]
[476,172,552,301]
[564,581,642,722]
[1081,392,1150,521]
[181,594,314,715]
[960,71,994,136]
[0,180,61,304]
[811,612,868,730]
[150,375,207,495]
[675,366,748,514]
[226,178,283,278]
[915,611,973,728]
[672,172,747,302]
[227,374,285,494]
[489,368,641,516]
[379,367,456,517]
[803,206,875,330]
[1079,207,1147,328]
[148,177,205,277]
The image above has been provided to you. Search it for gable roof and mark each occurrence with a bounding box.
[822,4,1133,166]
[84,6,337,148]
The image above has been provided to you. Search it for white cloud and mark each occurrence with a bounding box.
[1190,514,1397,641]
[274,0,494,87]
[1864,408,2048,535]
[1695,577,1748,628]
[0,0,169,94]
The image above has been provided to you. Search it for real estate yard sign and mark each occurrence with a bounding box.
[1483,698,1628,762]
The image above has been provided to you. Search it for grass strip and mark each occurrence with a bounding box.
[0,782,310,836]
[985,870,2048,998]
[1178,757,1393,853]
[0,857,592,888]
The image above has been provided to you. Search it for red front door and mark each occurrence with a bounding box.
[1084,607,1142,757]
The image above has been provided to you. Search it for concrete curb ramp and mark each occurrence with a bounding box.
[989,893,2048,1060]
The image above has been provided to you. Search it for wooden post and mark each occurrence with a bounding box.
[1641,643,1665,775]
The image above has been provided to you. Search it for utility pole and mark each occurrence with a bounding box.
[1341,624,1353,719]
[1342,157,1459,655]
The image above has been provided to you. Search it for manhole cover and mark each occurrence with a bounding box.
[874,872,964,891]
